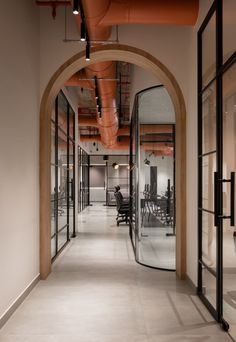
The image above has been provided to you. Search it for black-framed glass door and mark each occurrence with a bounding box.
[78,147,90,213]
[198,0,236,334]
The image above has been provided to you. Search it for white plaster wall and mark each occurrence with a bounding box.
[130,65,161,112]
[0,1,39,318]
[139,150,173,197]
[186,0,214,285]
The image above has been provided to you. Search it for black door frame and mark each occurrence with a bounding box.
[198,0,236,331]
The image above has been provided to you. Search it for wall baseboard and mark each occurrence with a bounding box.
[0,274,40,329]
[186,274,198,294]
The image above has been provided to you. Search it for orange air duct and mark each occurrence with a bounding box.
[99,0,199,26]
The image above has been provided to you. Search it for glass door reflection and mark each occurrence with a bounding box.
[222,61,236,335]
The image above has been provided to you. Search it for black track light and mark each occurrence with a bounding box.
[86,41,90,61]
[73,0,80,15]
[144,158,150,166]
[80,19,86,41]
[94,76,99,99]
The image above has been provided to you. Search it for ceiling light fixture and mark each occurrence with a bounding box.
[86,41,90,61]
[112,163,119,170]
[94,76,99,99]
[80,20,86,41]
[73,0,80,15]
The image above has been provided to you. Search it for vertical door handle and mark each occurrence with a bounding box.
[230,172,235,226]
[214,172,219,227]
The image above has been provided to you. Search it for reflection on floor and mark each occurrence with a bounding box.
[140,213,176,270]
[224,229,236,330]
[224,266,236,341]
[139,227,175,270]
[0,204,232,341]
[203,225,236,341]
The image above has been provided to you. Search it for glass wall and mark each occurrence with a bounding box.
[50,91,75,260]
[198,0,236,335]
[130,86,176,270]
[106,155,129,206]
[78,147,90,213]
[89,155,129,205]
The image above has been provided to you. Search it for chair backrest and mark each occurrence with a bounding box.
[114,191,126,211]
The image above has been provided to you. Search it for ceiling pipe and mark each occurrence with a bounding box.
[85,62,118,147]
[78,124,173,136]
[36,1,71,19]
[65,74,94,89]
[80,135,174,151]
[117,124,173,136]
[78,117,98,127]
[99,0,199,26]
[65,69,95,90]
[80,135,101,143]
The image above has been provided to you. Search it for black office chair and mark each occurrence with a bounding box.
[114,191,130,226]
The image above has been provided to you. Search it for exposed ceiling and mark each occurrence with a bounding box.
[39,0,199,153]
[66,61,132,144]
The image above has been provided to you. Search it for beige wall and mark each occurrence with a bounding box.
[186,0,214,284]
[130,65,161,112]
[0,1,40,318]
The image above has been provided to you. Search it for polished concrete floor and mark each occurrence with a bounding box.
[0,204,232,341]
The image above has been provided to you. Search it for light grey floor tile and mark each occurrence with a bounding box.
[0,204,232,342]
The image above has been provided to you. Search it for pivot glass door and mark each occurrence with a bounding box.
[198,0,236,335]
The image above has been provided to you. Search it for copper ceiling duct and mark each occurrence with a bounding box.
[74,0,199,149]
[99,0,199,26]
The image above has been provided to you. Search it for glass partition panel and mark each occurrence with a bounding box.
[223,0,236,63]
[137,126,175,270]
[222,62,236,331]
[51,120,56,258]
[202,153,216,211]
[202,267,217,310]
[202,82,216,154]
[202,12,216,87]
[130,86,176,270]
[50,91,77,260]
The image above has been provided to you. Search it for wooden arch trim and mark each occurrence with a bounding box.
[40,44,186,279]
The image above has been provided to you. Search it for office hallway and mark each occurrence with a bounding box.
[0,204,232,342]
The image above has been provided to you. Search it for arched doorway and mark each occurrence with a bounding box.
[40,44,186,280]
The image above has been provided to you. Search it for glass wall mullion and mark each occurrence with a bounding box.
[55,96,59,256]
[72,110,76,237]
[87,155,90,206]
[197,27,203,294]
[198,2,218,320]
[66,102,70,242]
[215,0,223,322]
